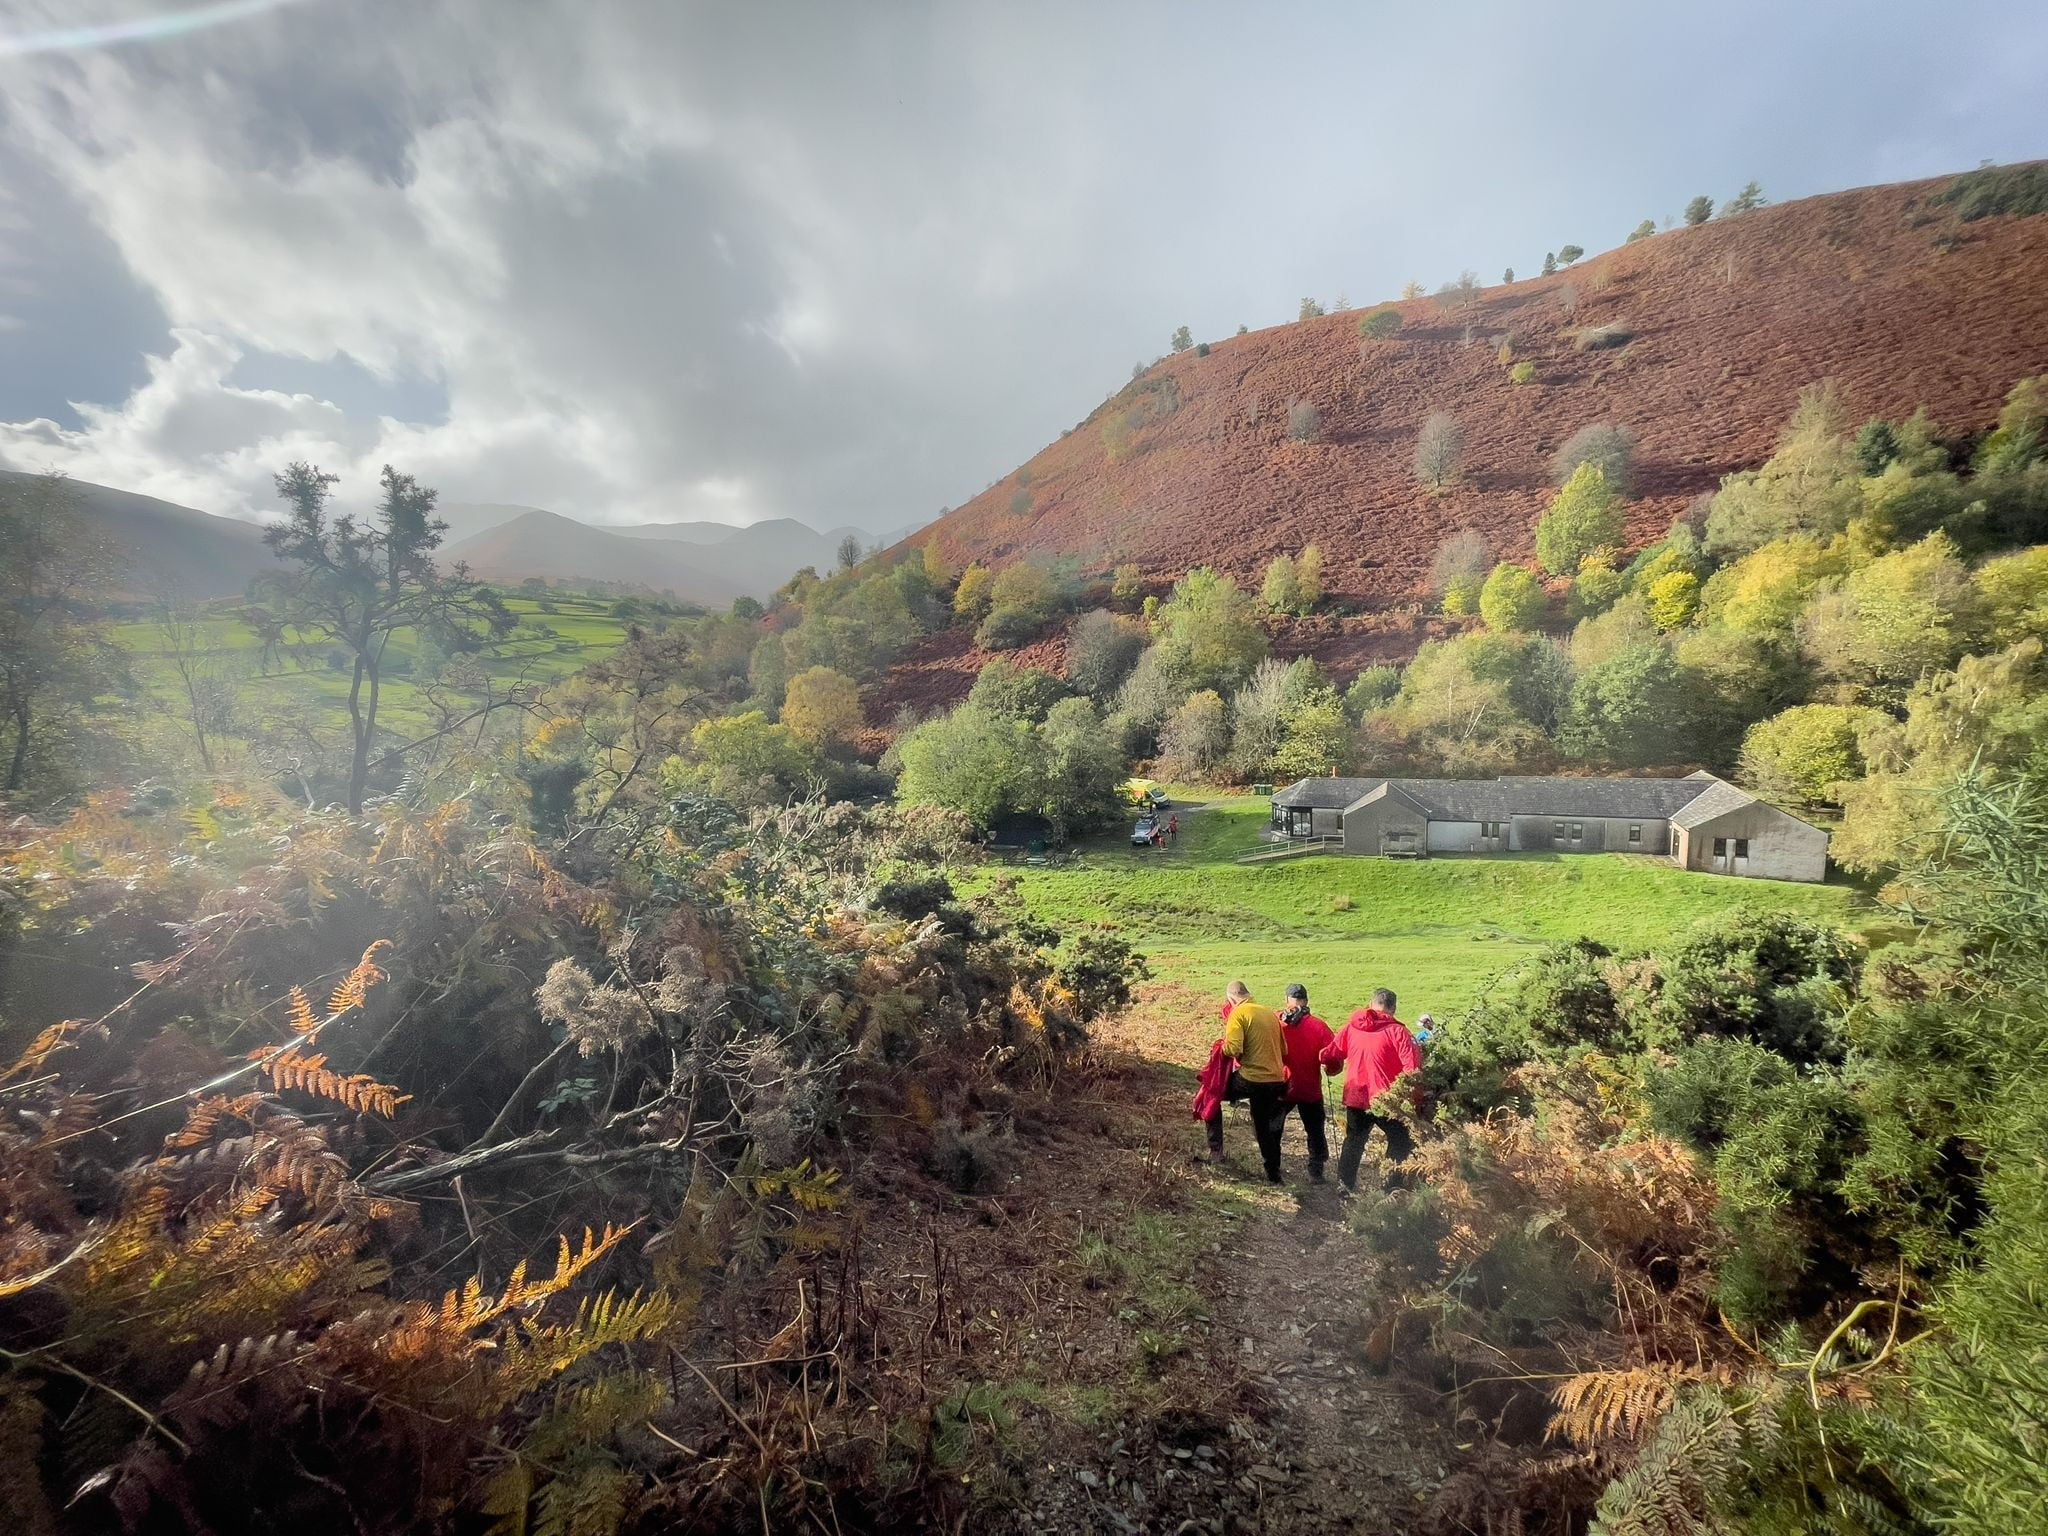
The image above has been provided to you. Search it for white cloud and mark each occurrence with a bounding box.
[0,1,2043,532]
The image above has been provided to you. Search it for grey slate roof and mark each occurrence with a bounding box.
[1272,776,1385,809]
[1669,778,1760,829]
[1275,772,1807,829]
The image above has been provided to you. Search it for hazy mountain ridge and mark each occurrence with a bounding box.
[0,472,920,604]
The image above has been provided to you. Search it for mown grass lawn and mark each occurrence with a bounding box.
[976,792,1871,1037]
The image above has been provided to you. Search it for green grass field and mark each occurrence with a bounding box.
[978,793,1870,1036]
[107,595,636,741]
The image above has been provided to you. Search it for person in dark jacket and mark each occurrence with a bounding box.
[1319,986,1423,1191]
[1277,983,1336,1182]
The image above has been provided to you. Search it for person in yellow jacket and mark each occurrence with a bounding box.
[1221,983,1289,1184]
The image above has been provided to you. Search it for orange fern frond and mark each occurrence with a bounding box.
[1550,1365,1694,1448]
[328,939,393,1015]
[286,986,320,1036]
[0,1019,83,1087]
[436,1223,639,1336]
[258,1048,410,1118]
[535,1223,635,1304]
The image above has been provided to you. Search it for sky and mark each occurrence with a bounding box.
[1,0,2044,535]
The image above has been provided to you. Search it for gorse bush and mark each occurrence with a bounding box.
[1390,764,2048,1533]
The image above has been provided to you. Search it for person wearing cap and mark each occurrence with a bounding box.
[1277,984,1336,1183]
[1219,982,1288,1183]
[1319,985,1424,1191]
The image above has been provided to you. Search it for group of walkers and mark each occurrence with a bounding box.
[1190,981,1430,1190]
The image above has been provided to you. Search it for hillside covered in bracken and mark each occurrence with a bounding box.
[883,168,2048,708]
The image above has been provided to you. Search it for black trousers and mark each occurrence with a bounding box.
[1243,1081,1287,1182]
[1286,1099,1329,1177]
[1203,1070,1245,1154]
[1206,1074,1288,1181]
[1338,1107,1413,1190]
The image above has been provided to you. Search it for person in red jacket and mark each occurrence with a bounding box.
[1200,982,1250,1160]
[1278,983,1336,1183]
[1319,986,1423,1191]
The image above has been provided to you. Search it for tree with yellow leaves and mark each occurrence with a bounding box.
[781,665,864,751]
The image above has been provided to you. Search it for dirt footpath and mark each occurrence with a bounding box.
[990,1003,1449,1536]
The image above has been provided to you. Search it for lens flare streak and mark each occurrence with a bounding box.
[0,0,314,59]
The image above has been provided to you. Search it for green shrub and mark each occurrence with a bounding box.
[975,604,1044,650]
[1358,307,1403,340]
[1510,360,1537,385]
[1684,195,1714,226]
[1931,162,2048,221]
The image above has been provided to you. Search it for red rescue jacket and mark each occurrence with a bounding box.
[1280,1011,1335,1103]
[1191,1039,1232,1121]
[1320,1007,1422,1111]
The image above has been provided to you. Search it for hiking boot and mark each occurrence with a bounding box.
[1308,1165,1327,1184]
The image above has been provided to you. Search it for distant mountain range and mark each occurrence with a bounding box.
[438,506,921,603]
[0,469,276,601]
[0,471,921,605]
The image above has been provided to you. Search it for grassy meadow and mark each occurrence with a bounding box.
[977,792,1870,1063]
[105,593,638,743]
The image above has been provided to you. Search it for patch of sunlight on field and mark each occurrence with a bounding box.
[974,789,1873,1060]
[106,593,637,738]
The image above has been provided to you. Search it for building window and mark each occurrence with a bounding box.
[1482,820,1503,839]
[1553,821,1566,838]
[1735,838,1750,859]
[1628,824,1643,844]
[1713,837,1728,857]
[1570,822,1584,841]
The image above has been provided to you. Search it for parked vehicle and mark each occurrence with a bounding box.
[1131,816,1159,846]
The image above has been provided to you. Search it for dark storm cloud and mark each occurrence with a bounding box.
[0,0,2043,529]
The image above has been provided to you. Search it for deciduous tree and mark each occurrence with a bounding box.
[1552,421,1636,495]
[1535,462,1625,576]
[1152,567,1268,691]
[1414,412,1464,491]
[781,665,864,750]
[1479,563,1549,633]
[1738,703,1885,805]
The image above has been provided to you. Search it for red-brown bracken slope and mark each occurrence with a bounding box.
[880,169,2048,715]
